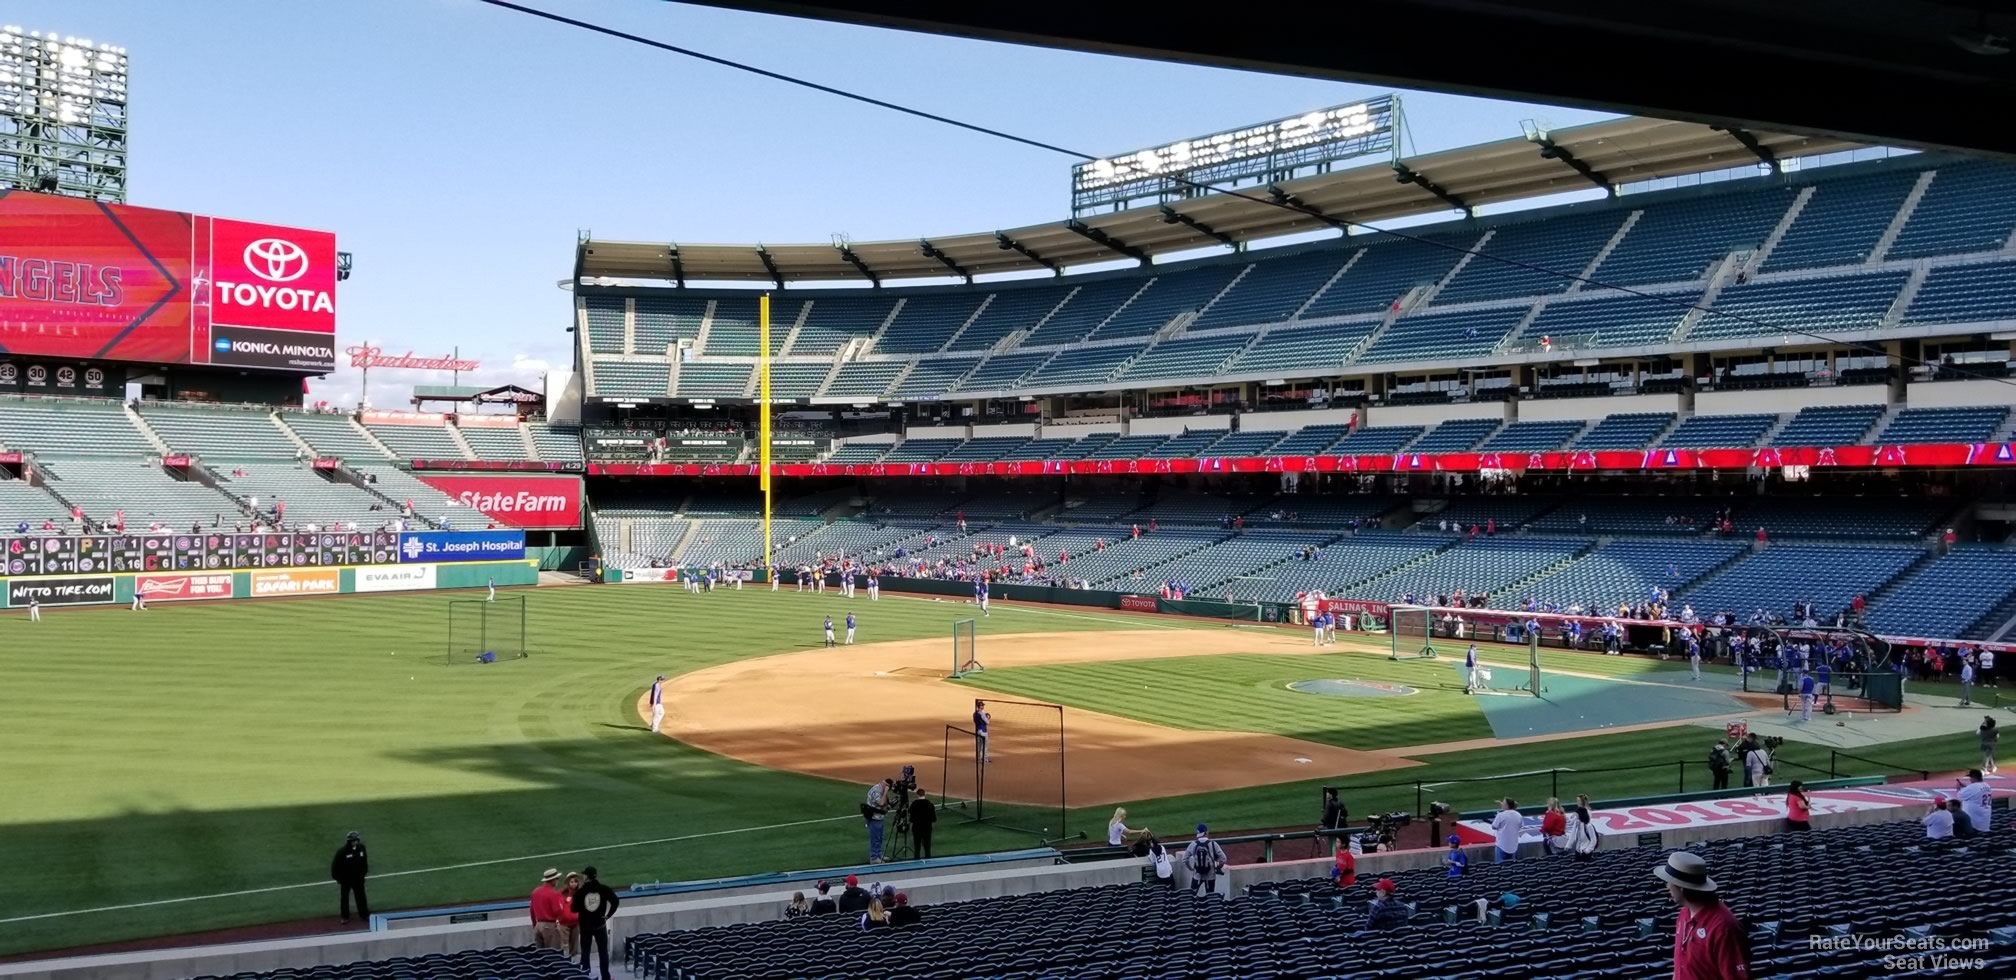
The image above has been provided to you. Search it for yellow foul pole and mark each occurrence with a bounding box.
[759,293,773,576]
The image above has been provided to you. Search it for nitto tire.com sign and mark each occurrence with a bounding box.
[9,576,115,607]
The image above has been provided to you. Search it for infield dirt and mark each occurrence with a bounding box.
[644,629,1418,807]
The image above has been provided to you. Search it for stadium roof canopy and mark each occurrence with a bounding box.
[579,116,1863,286]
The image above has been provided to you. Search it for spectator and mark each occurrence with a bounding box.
[528,868,565,949]
[1785,781,1812,832]
[836,874,870,914]
[330,831,369,925]
[1540,799,1568,855]
[1366,879,1410,930]
[1182,823,1227,897]
[785,892,811,919]
[909,788,938,859]
[1923,797,1954,840]
[1981,716,2000,775]
[1948,798,1976,838]
[1955,768,1993,833]
[809,880,838,915]
[1331,840,1356,888]
[560,873,582,956]
[1567,796,1601,860]
[1107,806,1146,851]
[1708,740,1732,791]
[859,896,891,931]
[570,866,619,980]
[1443,835,1468,878]
[889,892,921,927]
[1744,739,1772,788]
[1655,852,1749,980]
[1145,835,1175,887]
[1491,798,1522,863]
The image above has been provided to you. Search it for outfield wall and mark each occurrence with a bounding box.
[0,559,538,608]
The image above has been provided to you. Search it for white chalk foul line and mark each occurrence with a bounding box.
[0,813,861,926]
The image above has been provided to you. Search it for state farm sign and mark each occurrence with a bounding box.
[415,474,583,530]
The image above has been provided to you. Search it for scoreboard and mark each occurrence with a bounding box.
[1,531,402,576]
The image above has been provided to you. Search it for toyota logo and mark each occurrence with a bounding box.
[243,238,309,283]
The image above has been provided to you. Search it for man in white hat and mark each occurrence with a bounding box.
[1655,851,1750,979]
[529,868,566,948]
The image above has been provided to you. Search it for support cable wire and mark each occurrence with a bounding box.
[475,0,2016,389]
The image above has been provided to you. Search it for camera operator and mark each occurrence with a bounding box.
[1320,789,1347,835]
[861,779,894,864]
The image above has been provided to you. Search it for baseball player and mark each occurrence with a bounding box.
[1687,632,1702,681]
[648,674,666,733]
[976,578,989,616]
[845,611,857,645]
[973,699,991,763]
[1464,644,1485,693]
[824,615,836,648]
[1324,611,1338,645]
[867,573,879,601]
[28,595,39,622]
[487,577,496,602]
[770,564,780,591]
[131,588,147,612]
[1311,611,1326,647]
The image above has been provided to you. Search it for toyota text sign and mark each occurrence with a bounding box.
[414,475,584,529]
[0,190,337,371]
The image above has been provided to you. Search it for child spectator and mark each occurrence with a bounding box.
[1443,835,1468,877]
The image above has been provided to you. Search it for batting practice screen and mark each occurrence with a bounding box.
[940,699,1068,842]
[446,595,529,665]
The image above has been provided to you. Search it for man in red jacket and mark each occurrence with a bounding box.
[529,868,566,948]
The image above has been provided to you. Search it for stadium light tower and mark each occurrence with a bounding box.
[0,26,129,203]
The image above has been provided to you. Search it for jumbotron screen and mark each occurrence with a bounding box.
[0,190,337,372]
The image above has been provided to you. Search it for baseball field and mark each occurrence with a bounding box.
[0,583,1990,957]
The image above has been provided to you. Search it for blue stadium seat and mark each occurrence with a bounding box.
[1189,249,1352,329]
[1660,414,1775,449]
[1594,186,1797,285]
[1762,169,1920,271]
[1479,420,1586,452]
[1876,406,2010,445]
[876,293,985,354]
[1358,307,1528,364]
[1862,547,2016,639]
[632,294,707,354]
[1689,271,1907,342]
[1513,291,1694,350]
[1772,405,1884,447]
[1022,279,1146,347]
[1901,260,2016,325]
[1887,161,2016,259]
[1410,418,1502,453]
[1437,211,1626,303]
[1223,321,1377,375]
[1299,236,1470,318]
[1573,413,1675,450]
[582,294,626,354]
[1093,265,1244,340]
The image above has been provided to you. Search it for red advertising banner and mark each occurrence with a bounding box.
[1119,595,1159,612]
[136,572,234,602]
[414,474,583,530]
[586,440,2016,479]
[0,190,336,371]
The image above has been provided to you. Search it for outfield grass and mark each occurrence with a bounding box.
[0,588,1987,957]
[0,587,1158,955]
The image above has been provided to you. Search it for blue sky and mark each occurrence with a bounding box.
[11,0,1612,406]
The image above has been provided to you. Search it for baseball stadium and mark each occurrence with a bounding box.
[5,3,2016,979]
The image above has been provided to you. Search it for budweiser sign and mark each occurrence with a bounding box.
[346,344,481,372]
[414,474,583,529]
